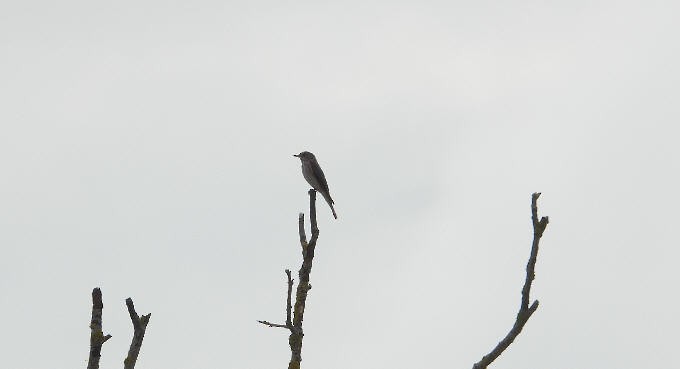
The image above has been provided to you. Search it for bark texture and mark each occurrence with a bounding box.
[87,288,112,369]
[124,298,151,369]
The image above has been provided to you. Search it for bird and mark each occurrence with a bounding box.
[293,151,337,219]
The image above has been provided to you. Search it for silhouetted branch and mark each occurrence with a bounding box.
[472,192,550,369]
[259,189,322,369]
[288,190,320,369]
[257,270,295,330]
[87,288,112,369]
[124,298,151,369]
[285,269,294,328]
[257,320,290,329]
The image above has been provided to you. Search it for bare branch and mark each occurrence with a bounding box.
[257,320,291,329]
[256,270,295,330]
[285,269,294,328]
[472,192,550,369]
[287,190,320,369]
[260,189,322,369]
[298,213,307,249]
[307,190,319,248]
[87,288,112,369]
[124,298,151,369]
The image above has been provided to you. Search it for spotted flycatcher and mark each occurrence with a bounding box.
[293,151,337,219]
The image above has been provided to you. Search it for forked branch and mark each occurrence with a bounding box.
[259,189,322,369]
[124,298,151,369]
[86,289,151,369]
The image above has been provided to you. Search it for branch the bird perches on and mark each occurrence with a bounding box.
[86,288,150,369]
[258,189,321,369]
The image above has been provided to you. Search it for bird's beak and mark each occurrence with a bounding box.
[293,154,299,157]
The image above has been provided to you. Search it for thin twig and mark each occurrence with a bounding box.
[256,270,295,330]
[472,192,550,369]
[124,298,151,369]
[257,320,291,329]
[87,288,112,369]
[285,269,294,328]
[299,213,308,249]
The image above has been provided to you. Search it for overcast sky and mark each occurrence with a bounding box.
[1,1,679,368]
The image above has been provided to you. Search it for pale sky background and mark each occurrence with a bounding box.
[1,1,679,368]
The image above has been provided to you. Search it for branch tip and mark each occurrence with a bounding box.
[87,287,110,369]
[123,297,150,369]
[258,320,291,329]
[472,193,549,369]
[92,288,103,309]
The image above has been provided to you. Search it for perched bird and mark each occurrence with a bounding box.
[293,151,337,219]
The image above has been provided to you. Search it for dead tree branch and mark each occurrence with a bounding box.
[87,288,112,369]
[124,297,151,369]
[259,189,321,369]
[258,270,295,329]
[472,192,550,369]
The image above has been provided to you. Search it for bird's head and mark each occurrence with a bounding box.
[293,151,316,161]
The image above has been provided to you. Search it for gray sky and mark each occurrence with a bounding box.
[1,1,679,368]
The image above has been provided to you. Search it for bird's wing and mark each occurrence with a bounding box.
[312,161,330,193]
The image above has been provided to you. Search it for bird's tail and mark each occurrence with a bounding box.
[321,191,338,219]
[329,204,338,219]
